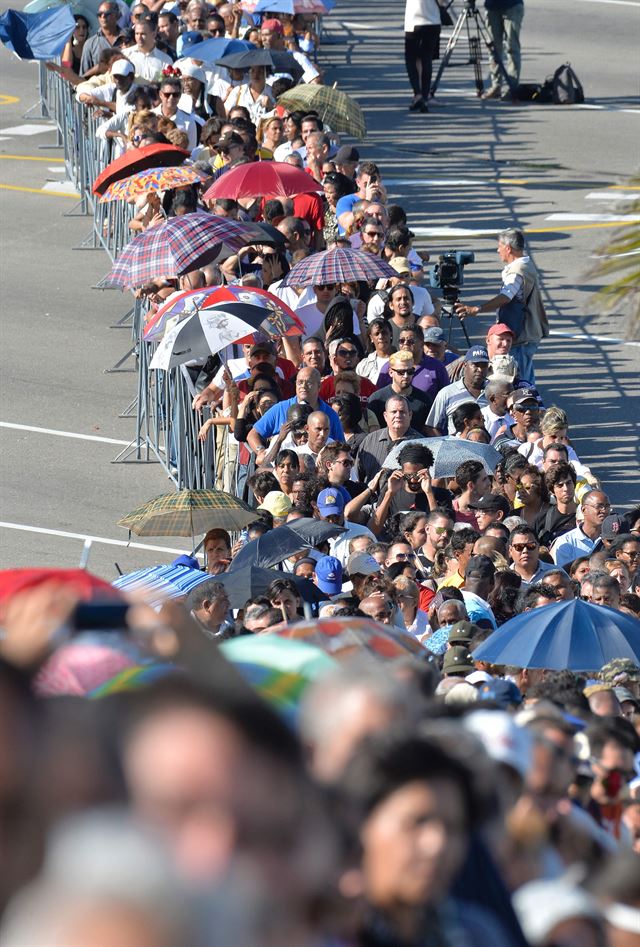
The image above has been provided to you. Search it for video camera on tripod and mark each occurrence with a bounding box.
[429,251,475,345]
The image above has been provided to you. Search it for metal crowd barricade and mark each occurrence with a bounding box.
[39,67,239,494]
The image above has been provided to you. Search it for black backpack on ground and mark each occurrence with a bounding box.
[535,62,585,104]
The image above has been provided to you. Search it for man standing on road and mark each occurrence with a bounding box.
[455,229,547,384]
[482,0,524,100]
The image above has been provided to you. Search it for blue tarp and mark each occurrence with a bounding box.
[0,5,76,61]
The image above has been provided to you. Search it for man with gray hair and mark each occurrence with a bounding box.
[454,229,548,385]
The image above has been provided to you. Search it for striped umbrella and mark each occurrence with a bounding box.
[105,212,265,289]
[220,635,336,721]
[113,564,211,606]
[99,165,212,203]
[118,489,256,537]
[281,247,396,288]
[272,616,426,662]
[277,84,366,139]
[89,663,176,698]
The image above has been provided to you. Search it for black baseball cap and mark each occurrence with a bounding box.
[464,555,496,579]
[469,493,511,515]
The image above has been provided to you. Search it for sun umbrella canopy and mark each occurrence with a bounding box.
[472,599,640,671]
[0,567,122,606]
[383,436,502,478]
[113,564,211,606]
[99,165,211,203]
[33,632,147,697]
[118,489,256,537]
[92,143,189,197]
[242,0,333,11]
[89,663,176,698]
[215,47,273,70]
[220,635,336,722]
[144,283,304,345]
[273,616,427,662]
[181,36,255,63]
[0,5,75,60]
[277,84,367,139]
[203,160,321,202]
[211,565,327,610]
[281,247,396,287]
[229,519,345,571]
[105,212,265,289]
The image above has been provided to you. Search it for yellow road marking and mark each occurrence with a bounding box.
[496,178,529,184]
[0,94,20,106]
[0,153,64,162]
[0,183,78,198]
[527,220,637,234]
[607,185,640,190]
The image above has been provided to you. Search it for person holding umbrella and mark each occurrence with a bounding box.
[224,65,275,125]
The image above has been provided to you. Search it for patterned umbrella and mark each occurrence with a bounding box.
[113,564,211,606]
[92,143,189,197]
[33,632,146,697]
[220,634,336,722]
[144,283,304,344]
[281,247,396,288]
[202,161,321,202]
[89,663,176,698]
[272,616,426,662]
[105,212,265,289]
[277,84,366,139]
[99,165,212,204]
[382,436,502,478]
[117,489,256,537]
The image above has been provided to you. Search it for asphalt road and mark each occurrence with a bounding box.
[1,0,639,577]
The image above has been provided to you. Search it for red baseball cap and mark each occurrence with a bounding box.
[487,323,515,338]
[261,18,284,33]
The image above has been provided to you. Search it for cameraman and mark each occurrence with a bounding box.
[454,229,547,384]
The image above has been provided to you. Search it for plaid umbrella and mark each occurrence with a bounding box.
[383,436,502,478]
[105,212,265,289]
[113,564,211,606]
[220,635,336,722]
[202,161,321,202]
[281,247,396,287]
[117,489,256,537]
[277,84,366,139]
[272,616,426,662]
[144,284,304,344]
[99,165,211,204]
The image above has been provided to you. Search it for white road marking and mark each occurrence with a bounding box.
[578,0,639,7]
[591,248,640,259]
[412,226,502,237]
[575,104,640,114]
[47,166,66,174]
[549,330,640,347]
[585,192,639,200]
[41,180,79,196]
[0,123,57,135]
[384,178,486,186]
[0,421,130,446]
[544,213,640,222]
[0,522,189,556]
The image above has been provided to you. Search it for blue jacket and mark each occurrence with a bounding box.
[252,397,344,442]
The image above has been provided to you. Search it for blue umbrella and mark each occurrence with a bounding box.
[113,564,210,607]
[472,599,640,671]
[0,5,75,59]
[254,0,295,13]
[184,36,255,65]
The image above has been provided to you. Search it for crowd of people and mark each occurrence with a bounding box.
[2,1,640,945]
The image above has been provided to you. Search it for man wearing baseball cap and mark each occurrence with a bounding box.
[425,347,489,435]
[421,325,460,367]
[469,493,511,531]
[314,555,343,596]
[316,488,375,567]
[486,323,515,359]
[334,145,359,179]
[493,388,540,449]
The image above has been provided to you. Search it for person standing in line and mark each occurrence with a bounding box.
[403,0,442,113]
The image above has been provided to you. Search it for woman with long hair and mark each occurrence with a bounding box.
[61,14,89,75]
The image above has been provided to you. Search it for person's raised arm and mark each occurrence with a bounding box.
[344,469,384,523]
[368,470,404,536]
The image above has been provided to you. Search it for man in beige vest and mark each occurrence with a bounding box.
[454,229,548,384]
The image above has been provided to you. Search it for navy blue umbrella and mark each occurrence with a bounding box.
[472,599,640,671]
[0,5,75,60]
[229,519,345,572]
[212,565,327,610]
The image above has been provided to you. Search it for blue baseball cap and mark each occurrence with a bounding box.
[478,679,523,708]
[314,555,343,595]
[317,488,345,518]
[171,554,200,570]
[465,346,490,364]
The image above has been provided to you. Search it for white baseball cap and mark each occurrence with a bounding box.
[111,58,135,77]
[463,709,532,778]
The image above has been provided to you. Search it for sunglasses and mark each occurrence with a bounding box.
[513,403,538,412]
[393,368,415,376]
[403,473,420,483]
[98,9,116,14]
[511,542,537,552]
[161,91,181,98]
[363,231,382,237]
[315,283,335,291]
[336,348,357,358]
[398,337,415,345]
[333,458,353,466]
[433,526,452,535]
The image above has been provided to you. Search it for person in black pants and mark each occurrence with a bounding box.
[404,0,442,112]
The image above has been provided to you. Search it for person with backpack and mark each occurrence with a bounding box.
[482,0,524,100]
[454,229,548,385]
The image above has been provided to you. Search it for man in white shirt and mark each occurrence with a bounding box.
[79,57,138,114]
[551,492,610,567]
[152,74,198,150]
[124,18,173,82]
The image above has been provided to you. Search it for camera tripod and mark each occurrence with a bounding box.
[430,0,516,99]
[440,289,471,348]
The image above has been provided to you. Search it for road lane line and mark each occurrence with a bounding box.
[0,183,79,198]
[0,522,189,556]
[544,213,640,222]
[0,153,64,162]
[549,330,640,347]
[585,192,639,200]
[0,123,57,135]
[0,421,131,446]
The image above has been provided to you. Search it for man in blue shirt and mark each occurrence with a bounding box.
[247,366,343,464]
[335,161,383,235]
[482,0,524,100]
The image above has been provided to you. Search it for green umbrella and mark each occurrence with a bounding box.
[117,489,256,537]
[277,84,367,140]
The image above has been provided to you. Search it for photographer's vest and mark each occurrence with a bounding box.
[498,256,549,346]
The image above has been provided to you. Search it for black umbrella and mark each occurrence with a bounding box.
[229,519,344,572]
[215,48,274,69]
[213,565,326,609]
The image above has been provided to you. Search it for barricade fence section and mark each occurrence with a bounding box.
[40,65,236,494]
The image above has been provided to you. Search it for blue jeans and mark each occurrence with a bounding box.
[511,341,539,385]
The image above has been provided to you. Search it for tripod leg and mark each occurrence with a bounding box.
[430,11,466,97]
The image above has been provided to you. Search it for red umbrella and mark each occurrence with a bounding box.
[0,568,123,605]
[92,143,189,197]
[203,161,321,201]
